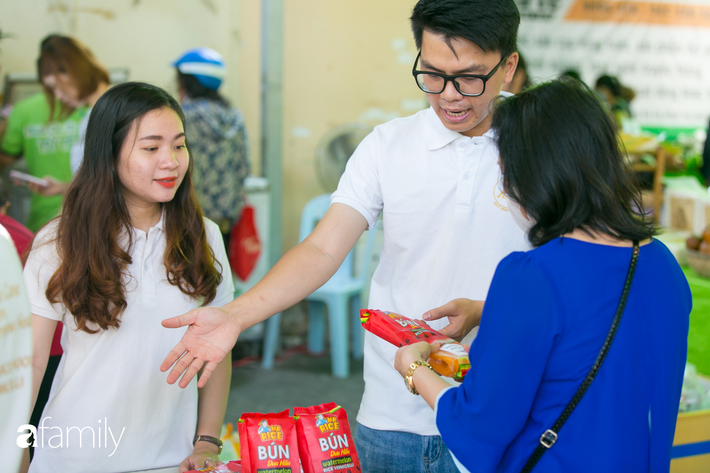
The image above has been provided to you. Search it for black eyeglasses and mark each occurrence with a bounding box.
[412,51,507,97]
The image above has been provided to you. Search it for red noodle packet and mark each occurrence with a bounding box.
[360,309,470,380]
[238,410,300,473]
[294,402,361,473]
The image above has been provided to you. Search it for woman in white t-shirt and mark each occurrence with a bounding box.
[24,82,234,473]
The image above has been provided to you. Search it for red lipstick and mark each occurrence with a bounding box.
[155,177,177,188]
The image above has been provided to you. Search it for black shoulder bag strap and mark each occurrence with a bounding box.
[521,240,640,473]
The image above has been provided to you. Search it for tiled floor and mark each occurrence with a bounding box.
[225,350,366,426]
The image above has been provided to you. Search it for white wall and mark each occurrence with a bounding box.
[0,0,428,251]
[0,0,259,163]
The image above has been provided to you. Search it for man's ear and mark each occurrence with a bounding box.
[503,52,519,84]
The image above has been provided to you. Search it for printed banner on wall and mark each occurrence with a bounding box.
[517,0,710,128]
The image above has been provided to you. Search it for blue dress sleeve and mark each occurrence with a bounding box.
[436,252,562,472]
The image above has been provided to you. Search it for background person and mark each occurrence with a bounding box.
[35,34,111,192]
[0,224,33,473]
[0,180,58,468]
[24,82,233,473]
[594,74,634,130]
[0,35,87,232]
[173,47,250,251]
[595,74,657,213]
[159,1,528,471]
[394,79,691,472]
[559,68,582,82]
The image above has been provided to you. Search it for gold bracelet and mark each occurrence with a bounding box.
[405,360,434,395]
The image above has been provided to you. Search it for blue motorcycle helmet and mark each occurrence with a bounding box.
[172,47,225,90]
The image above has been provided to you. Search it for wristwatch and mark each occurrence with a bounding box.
[405,360,434,395]
[193,434,223,454]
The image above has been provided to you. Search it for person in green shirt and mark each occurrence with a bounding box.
[0,93,86,232]
[0,34,110,232]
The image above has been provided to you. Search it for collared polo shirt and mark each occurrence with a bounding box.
[24,215,234,472]
[332,104,530,435]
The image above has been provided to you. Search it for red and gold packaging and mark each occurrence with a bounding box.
[237,410,300,473]
[294,402,361,473]
[360,309,470,380]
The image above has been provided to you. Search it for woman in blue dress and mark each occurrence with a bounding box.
[394,79,691,473]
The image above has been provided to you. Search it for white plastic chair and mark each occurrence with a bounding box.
[261,193,377,377]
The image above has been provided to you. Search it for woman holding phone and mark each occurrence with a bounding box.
[0,35,91,232]
[30,34,111,195]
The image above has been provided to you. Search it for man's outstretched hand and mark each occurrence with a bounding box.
[160,306,241,388]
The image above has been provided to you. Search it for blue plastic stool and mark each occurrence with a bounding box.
[261,193,377,377]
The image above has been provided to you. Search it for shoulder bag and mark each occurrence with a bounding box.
[521,240,640,472]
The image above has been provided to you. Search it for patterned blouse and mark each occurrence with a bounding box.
[182,98,250,228]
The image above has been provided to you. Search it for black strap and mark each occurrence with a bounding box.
[521,241,640,473]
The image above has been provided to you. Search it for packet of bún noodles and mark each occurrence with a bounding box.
[360,309,470,381]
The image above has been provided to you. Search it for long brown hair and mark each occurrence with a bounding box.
[42,82,222,333]
[37,35,110,120]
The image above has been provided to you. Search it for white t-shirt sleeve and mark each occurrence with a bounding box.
[204,218,235,307]
[331,130,383,229]
[23,221,65,321]
[70,110,90,175]
[0,224,33,472]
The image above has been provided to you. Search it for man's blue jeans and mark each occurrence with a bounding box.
[355,422,460,473]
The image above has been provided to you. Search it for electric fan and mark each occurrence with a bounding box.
[314,123,373,192]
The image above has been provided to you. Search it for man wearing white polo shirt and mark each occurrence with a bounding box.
[161,0,528,471]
